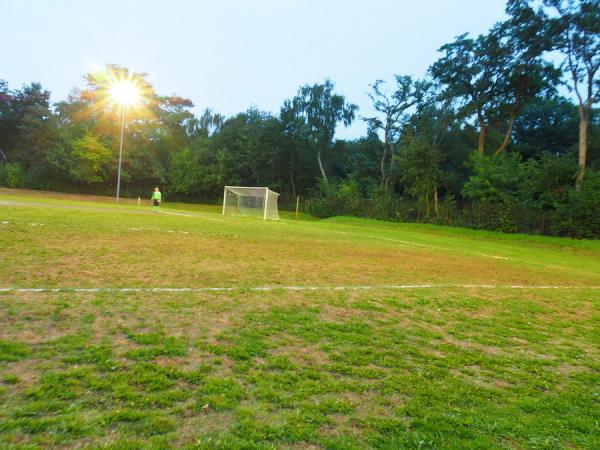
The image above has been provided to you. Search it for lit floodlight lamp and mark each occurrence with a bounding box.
[109,79,140,106]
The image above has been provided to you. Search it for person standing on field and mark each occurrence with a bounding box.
[151,186,162,210]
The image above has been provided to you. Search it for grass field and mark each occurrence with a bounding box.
[1,188,599,449]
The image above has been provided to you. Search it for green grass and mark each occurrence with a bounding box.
[1,188,599,449]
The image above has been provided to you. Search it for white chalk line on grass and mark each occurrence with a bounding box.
[0,284,598,293]
[155,210,194,218]
[303,227,513,261]
[327,229,432,248]
[0,198,226,223]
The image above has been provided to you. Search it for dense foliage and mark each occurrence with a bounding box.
[1,0,598,237]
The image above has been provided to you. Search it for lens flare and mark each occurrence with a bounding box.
[109,79,140,106]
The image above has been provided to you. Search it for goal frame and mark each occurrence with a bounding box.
[222,186,280,221]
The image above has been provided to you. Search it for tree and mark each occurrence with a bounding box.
[0,82,60,184]
[431,13,559,157]
[489,14,559,155]
[170,136,228,199]
[290,80,357,182]
[55,64,201,194]
[431,32,506,154]
[462,152,531,231]
[328,136,382,194]
[363,76,427,188]
[71,133,113,184]
[511,96,579,158]
[397,132,443,218]
[280,100,317,198]
[194,108,225,138]
[406,87,472,199]
[212,108,278,187]
[0,80,12,164]
[155,95,196,151]
[544,0,599,185]
[552,170,600,236]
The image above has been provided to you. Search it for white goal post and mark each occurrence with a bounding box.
[222,186,280,220]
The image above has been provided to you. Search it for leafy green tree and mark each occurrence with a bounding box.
[431,32,505,154]
[290,80,357,182]
[194,108,225,138]
[397,132,443,219]
[462,152,531,231]
[280,100,319,198]
[70,133,113,184]
[329,136,382,194]
[489,21,559,155]
[155,95,196,151]
[0,82,60,186]
[400,85,472,200]
[170,136,230,199]
[212,109,279,187]
[54,64,202,194]
[0,80,12,164]
[512,96,580,158]
[363,76,427,188]
[544,0,599,185]
[431,15,558,157]
[0,163,26,188]
[552,170,600,236]
[525,152,577,231]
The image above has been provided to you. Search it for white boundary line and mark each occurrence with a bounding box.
[293,225,513,261]
[0,284,598,293]
[155,210,194,218]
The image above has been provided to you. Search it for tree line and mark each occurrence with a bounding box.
[0,0,598,237]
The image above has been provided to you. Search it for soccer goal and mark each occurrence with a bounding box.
[222,186,280,220]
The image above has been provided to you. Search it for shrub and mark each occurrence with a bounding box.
[0,162,26,188]
[552,171,600,238]
[462,153,531,232]
[367,189,409,222]
[305,180,366,218]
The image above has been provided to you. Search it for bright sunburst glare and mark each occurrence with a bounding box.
[109,79,141,106]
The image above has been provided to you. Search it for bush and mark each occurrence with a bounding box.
[305,180,366,218]
[367,189,409,222]
[461,153,532,232]
[461,198,532,233]
[0,163,26,188]
[552,172,600,238]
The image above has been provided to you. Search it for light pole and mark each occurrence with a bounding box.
[109,79,140,202]
[116,104,126,202]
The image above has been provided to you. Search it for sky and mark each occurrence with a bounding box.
[1,0,509,138]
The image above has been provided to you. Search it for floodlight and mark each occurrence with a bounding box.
[109,80,140,106]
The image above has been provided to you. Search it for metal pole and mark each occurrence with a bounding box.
[116,104,125,202]
[263,188,268,220]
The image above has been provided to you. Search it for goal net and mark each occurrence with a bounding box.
[222,186,280,220]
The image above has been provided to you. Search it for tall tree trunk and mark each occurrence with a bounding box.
[576,112,588,188]
[289,157,296,199]
[566,38,594,189]
[494,105,517,156]
[424,179,430,218]
[380,136,389,189]
[477,113,486,154]
[387,141,395,189]
[317,147,328,183]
